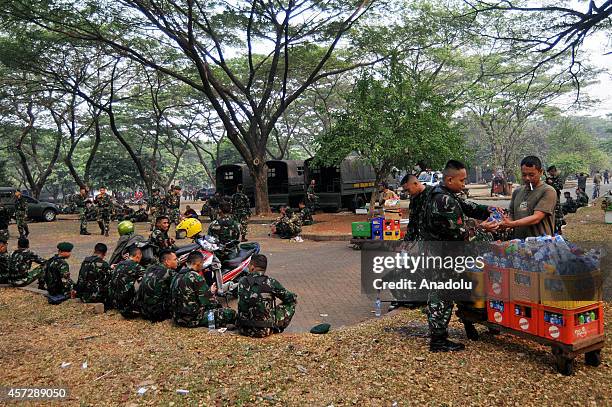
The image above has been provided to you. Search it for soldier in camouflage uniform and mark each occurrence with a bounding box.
[297,201,313,226]
[13,190,29,239]
[401,174,433,242]
[545,165,565,234]
[94,187,113,236]
[0,202,10,242]
[75,243,112,306]
[305,179,318,214]
[74,186,91,235]
[9,238,46,287]
[576,187,589,208]
[137,250,178,322]
[421,160,499,352]
[0,238,9,284]
[147,189,164,231]
[131,204,149,222]
[164,186,182,227]
[148,215,176,257]
[109,246,145,318]
[208,202,240,262]
[236,254,296,337]
[170,251,236,328]
[43,242,75,303]
[231,184,251,242]
[562,191,577,214]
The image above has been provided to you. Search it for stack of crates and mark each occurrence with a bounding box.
[383,219,400,240]
[370,217,384,240]
[484,263,511,327]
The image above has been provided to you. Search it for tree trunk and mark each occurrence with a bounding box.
[249,160,271,215]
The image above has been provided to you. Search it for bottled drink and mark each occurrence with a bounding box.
[207,310,215,330]
[375,296,382,317]
[590,311,596,321]
[578,314,585,325]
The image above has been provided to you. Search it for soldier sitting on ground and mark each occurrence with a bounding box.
[297,201,313,226]
[137,249,178,322]
[9,237,46,287]
[183,205,199,219]
[562,191,578,215]
[0,238,9,284]
[170,251,236,328]
[43,242,76,304]
[235,254,297,338]
[109,245,146,318]
[148,215,176,257]
[75,243,112,307]
[270,206,301,239]
[131,204,149,223]
[576,187,589,208]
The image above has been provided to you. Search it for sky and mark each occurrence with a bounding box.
[573,32,611,117]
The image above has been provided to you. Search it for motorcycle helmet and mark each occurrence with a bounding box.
[117,220,134,236]
[176,218,202,239]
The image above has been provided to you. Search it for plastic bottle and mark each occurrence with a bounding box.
[375,296,382,317]
[544,311,550,323]
[590,311,596,321]
[578,314,585,325]
[585,313,591,323]
[207,310,215,330]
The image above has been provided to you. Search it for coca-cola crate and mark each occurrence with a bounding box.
[537,302,604,345]
[509,301,539,335]
[486,298,510,327]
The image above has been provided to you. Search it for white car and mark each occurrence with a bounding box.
[418,171,443,186]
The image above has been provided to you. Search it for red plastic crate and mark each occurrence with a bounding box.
[486,298,511,327]
[509,301,539,335]
[484,264,511,301]
[537,302,604,345]
[383,219,400,231]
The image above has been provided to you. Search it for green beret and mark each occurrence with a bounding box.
[57,242,74,252]
[310,323,331,335]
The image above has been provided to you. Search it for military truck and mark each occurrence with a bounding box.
[215,164,255,204]
[266,160,306,208]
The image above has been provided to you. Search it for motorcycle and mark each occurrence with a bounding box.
[174,235,260,295]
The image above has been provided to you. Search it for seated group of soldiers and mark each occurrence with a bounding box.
[270,202,313,239]
[561,188,589,215]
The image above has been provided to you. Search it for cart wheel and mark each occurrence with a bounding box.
[585,350,602,367]
[555,355,575,376]
[464,322,479,341]
[488,327,501,335]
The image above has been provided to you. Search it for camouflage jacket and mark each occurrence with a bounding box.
[165,193,181,210]
[0,252,9,282]
[231,192,251,216]
[237,273,297,328]
[44,255,74,296]
[306,185,317,202]
[577,191,589,206]
[138,263,176,320]
[404,185,434,241]
[148,228,175,252]
[14,196,27,213]
[170,267,218,327]
[73,193,88,208]
[147,195,164,211]
[0,205,11,229]
[94,194,113,210]
[208,215,240,244]
[422,185,490,242]
[110,259,145,311]
[546,176,564,197]
[9,248,46,280]
[76,255,112,303]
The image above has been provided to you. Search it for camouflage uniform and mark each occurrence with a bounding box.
[8,248,46,286]
[148,228,176,257]
[404,185,433,241]
[562,197,577,214]
[94,193,113,235]
[165,193,181,226]
[137,263,176,322]
[236,273,297,338]
[231,192,251,240]
[43,255,74,297]
[170,266,236,328]
[0,250,9,284]
[208,196,221,221]
[298,207,314,226]
[0,204,10,242]
[14,195,29,238]
[131,208,148,222]
[147,194,164,231]
[208,215,240,261]
[576,190,589,207]
[422,185,490,340]
[109,259,145,317]
[546,176,565,234]
[73,193,89,233]
[75,255,112,305]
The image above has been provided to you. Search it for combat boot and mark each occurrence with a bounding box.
[429,335,465,352]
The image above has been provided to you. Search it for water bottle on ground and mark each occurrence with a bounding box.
[374,296,382,317]
[208,310,215,330]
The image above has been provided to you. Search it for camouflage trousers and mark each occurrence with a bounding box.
[239,303,296,338]
[233,213,249,240]
[554,202,564,234]
[425,291,454,338]
[97,209,112,233]
[0,229,8,242]
[11,266,44,287]
[177,306,237,328]
[149,208,159,231]
[78,207,88,232]
[15,210,28,238]
[167,208,180,226]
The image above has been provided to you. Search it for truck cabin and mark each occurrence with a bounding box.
[215,164,254,202]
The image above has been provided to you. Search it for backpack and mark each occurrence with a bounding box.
[238,274,276,328]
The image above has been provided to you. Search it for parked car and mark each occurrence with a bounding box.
[418,171,443,187]
[196,187,216,201]
[0,187,59,222]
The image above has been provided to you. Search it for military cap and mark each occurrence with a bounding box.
[57,242,74,252]
[310,323,330,334]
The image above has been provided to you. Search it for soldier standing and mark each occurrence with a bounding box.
[545,165,565,234]
[208,192,223,221]
[170,251,236,328]
[148,215,176,257]
[400,174,433,241]
[9,237,46,286]
[75,243,112,306]
[147,188,163,231]
[94,187,113,236]
[137,250,178,322]
[43,242,75,304]
[74,186,91,235]
[207,202,240,261]
[109,245,145,318]
[13,190,29,239]
[0,238,9,284]
[0,202,10,242]
[421,160,499,352]
[236,254,296,337]
[164,186,182,227]
[305,179,318,214]
[231,184,251,242]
